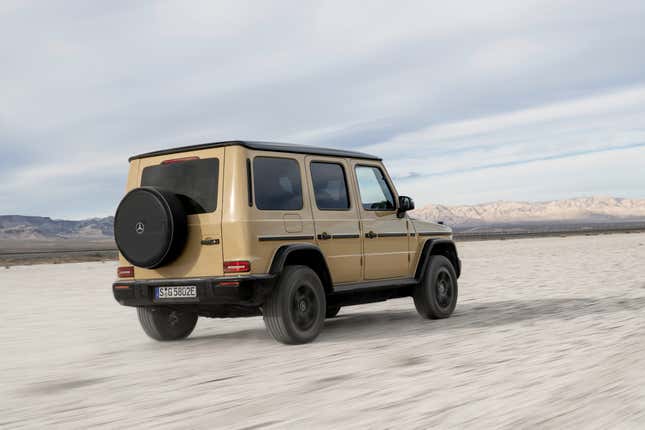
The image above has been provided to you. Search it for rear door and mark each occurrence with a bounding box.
[248,153,317,273]
[133,148,225,279]
[352,162,410,280]
[305,156,362,284]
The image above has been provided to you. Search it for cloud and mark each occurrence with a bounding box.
[365,86,645,153]
[365,85,645,184]
[394,145,645,205]
[1,0,644,217]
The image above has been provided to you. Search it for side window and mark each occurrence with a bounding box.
[253,157,303,210]
[355,165,396,211]
[310,162,350,210]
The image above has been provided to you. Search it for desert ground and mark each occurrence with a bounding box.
[1,233,645,429]
[0,239,116,266]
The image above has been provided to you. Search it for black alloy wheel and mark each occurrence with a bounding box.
[413,255,458,319]
[263,265,326,344]
[434,268,455,311]
[291,284,320,331]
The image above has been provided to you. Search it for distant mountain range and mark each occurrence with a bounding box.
[411,196,645,231]
[1,196,645,240]
[0,215,114,240]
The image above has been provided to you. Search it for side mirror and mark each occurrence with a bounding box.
[397,195,415,217]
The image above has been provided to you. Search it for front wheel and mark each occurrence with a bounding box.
[263,265,326,344]
[414,255,458,319]
[137,307,198,341]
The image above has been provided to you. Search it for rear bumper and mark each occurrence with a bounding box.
[112,274,276,307]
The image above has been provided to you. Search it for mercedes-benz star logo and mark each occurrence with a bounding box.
[135,222,145,235]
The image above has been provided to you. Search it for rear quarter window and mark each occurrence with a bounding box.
[253,157,303,210]
[141,158,219,214]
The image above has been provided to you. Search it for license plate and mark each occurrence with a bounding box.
[155,286,197,300]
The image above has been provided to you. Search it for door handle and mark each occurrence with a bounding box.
[318,232,332,240]
[365,231,377,239]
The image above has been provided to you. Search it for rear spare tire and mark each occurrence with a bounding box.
[114,187,187,269]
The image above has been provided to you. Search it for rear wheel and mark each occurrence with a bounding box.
[137,307,198,341]
[414,255,458,319]
[263,266,326,344]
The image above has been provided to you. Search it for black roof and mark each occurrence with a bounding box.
[129,140,381,162]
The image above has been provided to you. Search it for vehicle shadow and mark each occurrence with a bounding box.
[188,327,272,343]
[319,295,645,342]
[187,295,645,344]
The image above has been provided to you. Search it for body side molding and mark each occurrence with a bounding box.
[259,235,315,242]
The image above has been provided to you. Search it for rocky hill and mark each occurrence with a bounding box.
[2,196,645,240]
[411,196,645,228]
[0,215,114,240]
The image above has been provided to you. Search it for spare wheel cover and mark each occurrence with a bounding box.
[114,187,187,269]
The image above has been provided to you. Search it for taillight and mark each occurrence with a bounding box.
[162,156,199,164]
[223,260,251,273]
[117,266,134,278]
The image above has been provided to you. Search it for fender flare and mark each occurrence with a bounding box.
[269,243,330,275]
[414,238,461,280]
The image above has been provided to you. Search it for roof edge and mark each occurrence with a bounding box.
[128,140,381,162]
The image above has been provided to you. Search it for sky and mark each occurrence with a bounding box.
[1,0,644,219]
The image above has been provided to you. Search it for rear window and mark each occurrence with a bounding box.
[253,157,303,210]
[141,158,219,214]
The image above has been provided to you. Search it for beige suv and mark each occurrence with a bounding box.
[113,141,461,344]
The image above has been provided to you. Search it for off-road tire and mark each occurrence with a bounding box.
[414,255,458,319]
[263,265,326,344]
[325,306,341,318]
[137,306,198,341]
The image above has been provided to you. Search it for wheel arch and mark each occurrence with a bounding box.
[414,239,461,280]
[269,244,333,295]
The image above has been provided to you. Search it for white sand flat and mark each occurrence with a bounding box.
[1,233,645,428]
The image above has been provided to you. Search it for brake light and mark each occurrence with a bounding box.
[223,260,251,273]
[162,156,199,164]
[117,266,134,278]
